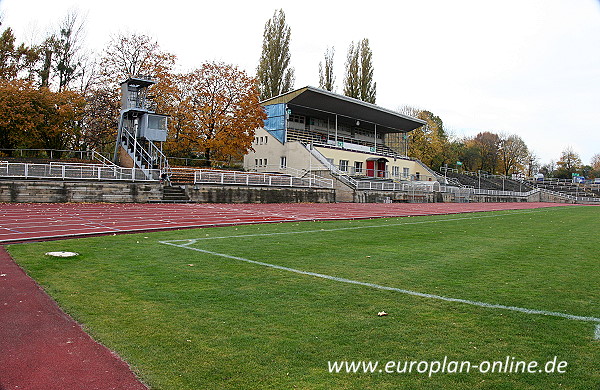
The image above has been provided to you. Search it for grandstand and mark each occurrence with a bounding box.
[439,168,534,192]
[527,178,600,198]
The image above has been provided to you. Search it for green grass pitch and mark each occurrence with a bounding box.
[7,206,600,389]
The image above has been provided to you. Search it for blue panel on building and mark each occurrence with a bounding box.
[263,103,286,143]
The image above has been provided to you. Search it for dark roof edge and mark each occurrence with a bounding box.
[261,86,427,126]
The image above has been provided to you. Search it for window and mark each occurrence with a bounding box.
[259,159,263,166]
[280,156,287,168]
[392,166,400,177]
[148,114,167,131]
[403,167,409,178]
[354,161,363,175]
[264,158,267,166]
[255,159,258,166]
[264,136,267,144]
[339,160,349,172]
[289,114,305,124]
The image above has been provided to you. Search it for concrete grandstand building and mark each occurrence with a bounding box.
[244,86,436,182]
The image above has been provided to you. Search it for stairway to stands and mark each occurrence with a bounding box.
[528,180,598,198]
[161,186,190,203]
[118,126,169,180]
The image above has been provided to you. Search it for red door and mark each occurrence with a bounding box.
[366,160,375,177]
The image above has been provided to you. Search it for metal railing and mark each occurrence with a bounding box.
[119,126,170,180]
[286,129,406,159]
[305,144,441,192]
[250,165,334,188]
[0,148,111,161]
[0,161,158,181]
[193,168,334,189]
[356,180,440,192]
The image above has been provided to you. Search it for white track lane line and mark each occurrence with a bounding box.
[161,209,545,245]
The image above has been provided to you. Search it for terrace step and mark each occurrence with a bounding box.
[169,170,195,184]
[159,185,191,203]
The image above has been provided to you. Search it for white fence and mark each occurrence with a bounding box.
[356,180,440,192]
[0,161,159,181]
[194,169,334,189]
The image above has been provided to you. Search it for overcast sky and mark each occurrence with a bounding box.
[1,0,599,166]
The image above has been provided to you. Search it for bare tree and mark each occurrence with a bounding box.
[53,10,87,92]
[555,147,582,178]
[590,153,600,171]
[100,32,176,84]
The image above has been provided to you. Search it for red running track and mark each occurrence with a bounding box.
[0,246,148,390]
[0,202,574,244]
[0,201,577,389]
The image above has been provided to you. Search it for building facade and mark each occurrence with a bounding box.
[244,87,435,181]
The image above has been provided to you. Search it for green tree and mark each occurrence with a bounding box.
[343,42,360,99]
[318,47,335,92]
[0,27,38,81]
[343,39,376,103]
[257,9,294,100]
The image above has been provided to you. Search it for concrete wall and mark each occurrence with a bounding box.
[0,180,162,203]
[0,180,335,204]
[0,179,575,205]
[185,184,335,203]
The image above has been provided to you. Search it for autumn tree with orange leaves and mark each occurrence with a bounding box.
[164,62,265,166]
[0,79,85,154]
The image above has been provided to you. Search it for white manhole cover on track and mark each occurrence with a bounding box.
[45,251,79,258]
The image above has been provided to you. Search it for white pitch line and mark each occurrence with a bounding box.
[160,209,544,245]
[160,241,600,338]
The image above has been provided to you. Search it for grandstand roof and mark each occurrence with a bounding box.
[261,86,426,134]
